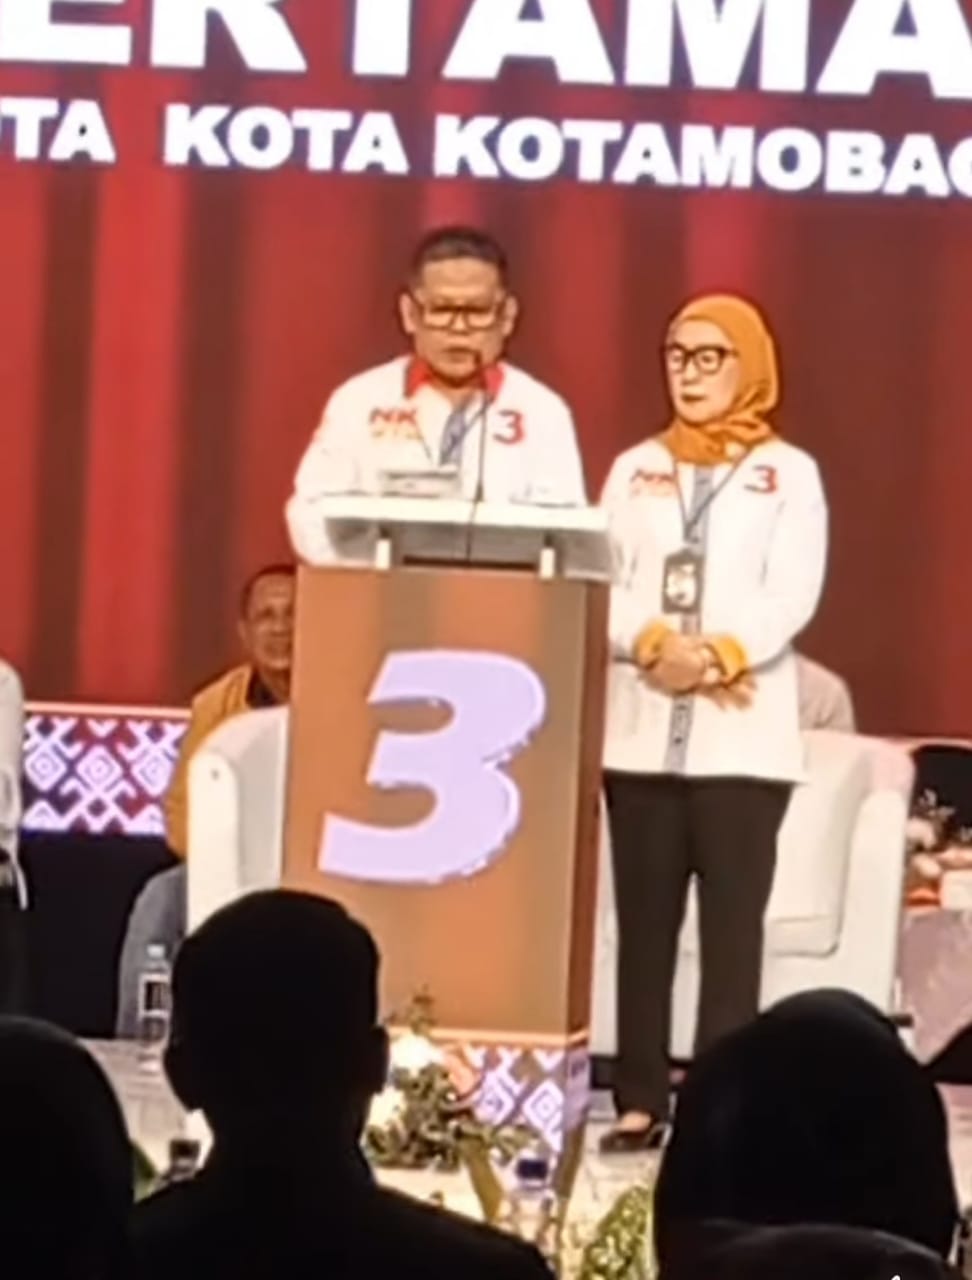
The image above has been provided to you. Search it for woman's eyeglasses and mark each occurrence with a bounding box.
[664,343,738,376]
[410,294,506,332]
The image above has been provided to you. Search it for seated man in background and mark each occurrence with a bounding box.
[116,565,295,1036]
[134,890,550,1280]
[796,653,855,733]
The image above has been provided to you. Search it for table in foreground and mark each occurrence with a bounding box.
[91,1040,656,1272]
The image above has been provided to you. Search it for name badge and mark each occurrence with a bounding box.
[662,550,703,615]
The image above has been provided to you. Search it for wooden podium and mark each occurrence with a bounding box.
[283,498,610,1152]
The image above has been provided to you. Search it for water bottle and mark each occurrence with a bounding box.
[136,944,172,1070]
[507,1146,559,1264]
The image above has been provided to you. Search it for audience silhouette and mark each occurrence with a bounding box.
[132,889,551,1280]
[653,990,959,1270]
[659,1221,960,1280]
[0,1017,133,1278]
[7,894,963,1280]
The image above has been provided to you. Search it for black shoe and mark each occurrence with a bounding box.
[598,1119,669,1155]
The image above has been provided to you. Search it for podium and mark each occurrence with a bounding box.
[283,497,610,1154]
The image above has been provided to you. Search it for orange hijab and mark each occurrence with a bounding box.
[659,294,780,466]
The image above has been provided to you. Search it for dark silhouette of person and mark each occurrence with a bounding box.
[659,1221,960,1280]
[0,1017,133,1277]
[133,890,551,1280]
[653,990,958,1272]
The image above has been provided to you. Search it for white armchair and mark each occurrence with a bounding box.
[591,732,913,1061]
[0,660,24,902]
[186,707,289,930]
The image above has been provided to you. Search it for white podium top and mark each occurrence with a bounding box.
[305,496,611,582]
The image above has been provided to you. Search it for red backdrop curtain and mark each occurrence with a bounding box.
[0,0,970,735]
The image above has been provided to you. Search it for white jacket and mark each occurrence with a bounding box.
[287,356,587,562]
[601,437,828,783]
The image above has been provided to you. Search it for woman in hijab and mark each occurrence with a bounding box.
[0,1017,134,1276]
[599,295,828,1151]
[653,991,959,1267]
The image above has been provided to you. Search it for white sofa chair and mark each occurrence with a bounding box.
[186,706,289,930]
[591,732,913,1061]
[0,660,25,903]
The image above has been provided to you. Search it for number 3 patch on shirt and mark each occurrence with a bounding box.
[745,465,778,495]
[493,410,525,445]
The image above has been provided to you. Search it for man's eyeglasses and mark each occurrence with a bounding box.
[664,343,738,376]
[410,294,507,332]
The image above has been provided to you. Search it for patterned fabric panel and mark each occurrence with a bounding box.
[23,708,187,835]
[456,1044,586,1154]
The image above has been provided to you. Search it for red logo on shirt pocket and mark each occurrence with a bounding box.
[493,410,525,445]
[630,470,676,496]
[369,408,420,440]
[745,465,778,495]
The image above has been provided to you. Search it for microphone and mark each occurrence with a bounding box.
[470,352,495,504]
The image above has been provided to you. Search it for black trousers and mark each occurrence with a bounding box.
[603,772,792,1118]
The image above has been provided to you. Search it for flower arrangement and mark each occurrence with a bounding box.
[906,790,972,906]
[573,1184,653,1280]
[363,991,657,1278]
[363,990,531,1176]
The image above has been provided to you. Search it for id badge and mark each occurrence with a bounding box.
[662,550,703,615]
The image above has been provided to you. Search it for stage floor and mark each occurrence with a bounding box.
[92,1043,972,1234]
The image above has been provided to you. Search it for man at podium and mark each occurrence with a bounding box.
[286,226,587,561]
[277,230,608,1147]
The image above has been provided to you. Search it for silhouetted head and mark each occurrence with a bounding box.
[165,891,387,1144]
[660,1221,960,1280]
[654,990,958,1265]
[0,1018,132,1277]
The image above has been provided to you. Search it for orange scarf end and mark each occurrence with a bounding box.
[660,419,777,467]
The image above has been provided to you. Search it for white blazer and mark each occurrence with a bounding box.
[286,356,588,562]
[601,437,828,783]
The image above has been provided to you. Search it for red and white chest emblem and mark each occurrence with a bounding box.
[369,407,422,442]
[629,469,676,497]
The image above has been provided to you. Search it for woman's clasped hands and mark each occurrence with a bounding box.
[634,627,755,709]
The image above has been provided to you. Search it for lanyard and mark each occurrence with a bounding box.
[673,454,748,541]
[434,392,492,469]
